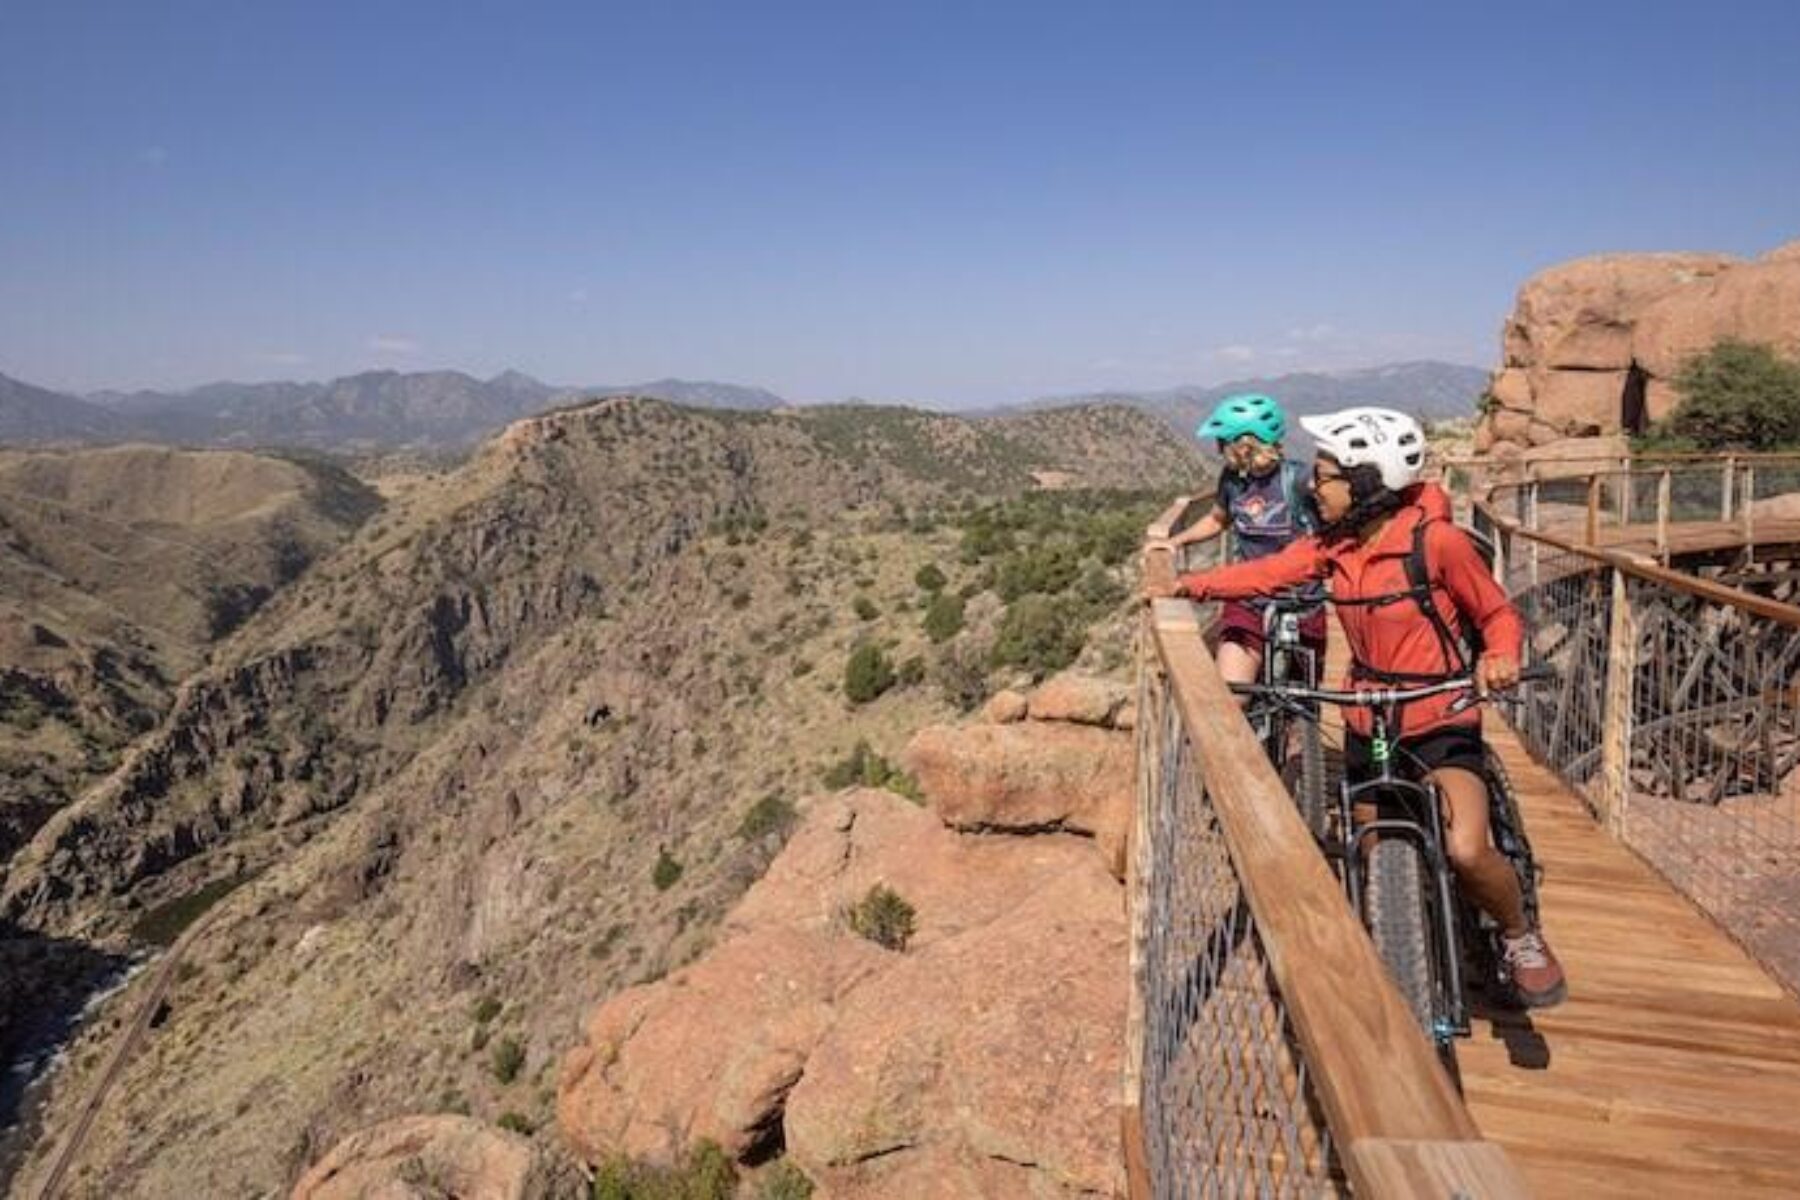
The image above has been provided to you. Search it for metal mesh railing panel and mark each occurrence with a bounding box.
[1505,543,1613,804]
[1139,665,1343,1198]
[1616,579,1800,993]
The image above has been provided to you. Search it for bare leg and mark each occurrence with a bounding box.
[1217,639,1262,689]
[1431,766,1528,936]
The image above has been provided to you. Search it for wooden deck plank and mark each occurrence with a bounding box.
[1461,716,1800,1197]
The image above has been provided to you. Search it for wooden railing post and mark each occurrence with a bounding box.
[1597,567,1637,836]
[1619,455,1634,524]
[1722,455,1737,522]
[1655,468,1672,565]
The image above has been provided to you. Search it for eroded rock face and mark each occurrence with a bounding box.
[783,862,1126,1196]
[1027,671,1131,726]
[902,722,1132,872]
[1476,243,1799,461]
[555,786,1127,1196]
[291,1114,582,1200]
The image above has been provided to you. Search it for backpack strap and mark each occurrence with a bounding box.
[1336,514,1477,685]
[1404,517,1476,678]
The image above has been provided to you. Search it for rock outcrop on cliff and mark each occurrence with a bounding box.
[555,671,1136,1197]
[291,1114,584,1199]
[1476,240,1800,468]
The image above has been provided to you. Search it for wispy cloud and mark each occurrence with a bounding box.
[367,335,420,355]
[1284,323,1338,343]
[1211,344,1257,364]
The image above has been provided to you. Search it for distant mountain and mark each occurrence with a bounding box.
[7,369,793,451]
[1007,361,1490,440]
[588,378,786,412]
[0,374,140,444]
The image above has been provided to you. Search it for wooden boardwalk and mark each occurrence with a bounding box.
[1309,624,1800,1197]
[1458,721,1800,1198]
[1532,515,1800,558]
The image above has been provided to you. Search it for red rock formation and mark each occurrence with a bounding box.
[1476,241,1800,469]
[291,1114,580,1199]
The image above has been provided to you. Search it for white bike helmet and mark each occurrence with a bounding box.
[1298,407,1426,491]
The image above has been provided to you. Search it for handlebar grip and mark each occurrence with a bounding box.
[1518,663,1556,684]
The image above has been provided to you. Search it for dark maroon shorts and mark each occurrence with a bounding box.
[1217,599,1327,655]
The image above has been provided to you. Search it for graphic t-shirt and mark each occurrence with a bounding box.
[1219,462,1314,563]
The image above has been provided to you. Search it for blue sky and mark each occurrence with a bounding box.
[3,1,1798,407]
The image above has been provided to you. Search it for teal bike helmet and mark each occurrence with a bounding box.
[1196,393,1286,445]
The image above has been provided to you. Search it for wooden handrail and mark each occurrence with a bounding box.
[1145,600,1528,1196]
[1475,501,1800,628]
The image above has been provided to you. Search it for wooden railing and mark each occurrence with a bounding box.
[1125,499,1528,1198]
[1472,484,1800,996]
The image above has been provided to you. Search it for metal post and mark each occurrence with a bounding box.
[1656,468,1672,565]
[1586,473,1602,545]
[1598,568,1636,837]
[1744,463,1757,567]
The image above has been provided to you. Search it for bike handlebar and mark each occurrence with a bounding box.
[1229,663,1555,709]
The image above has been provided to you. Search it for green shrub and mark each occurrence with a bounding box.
[913,563,947,593]
[1661,340,1800,450]
[933,641,990,712]
[737,794,798,841]
[922,593,965,643]
[820,741,922,800]
[652,849,684,891]
[755,1160,816,1200]
[496,1110,535,1135]
[995,544,1080,602]
[491,1036,526,1084]
[593,1139,737,1200]
[843,643,896,704]
[471,995,502,1024]
[898,655,926,687]
[846,884,917,951]
[852,596,880,621]
[991,594,1084,679]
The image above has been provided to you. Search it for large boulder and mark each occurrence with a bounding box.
[1522,435,1631,481]
[1633,256,1800,379]
[557,926,885,1164]
[1528,368,1627,435]
[784,859,1127,1198]
[1027,671,1130,726]
[1507,253,1737,371]
[902,723,1132,873]
[291,1115,580,1200]
[556,789,1114,1177]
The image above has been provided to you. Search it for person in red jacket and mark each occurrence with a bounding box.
[1149,406,1567,1008]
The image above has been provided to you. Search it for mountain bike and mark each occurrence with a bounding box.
[1231,668,1551,1060]
[1246,589,1328,838]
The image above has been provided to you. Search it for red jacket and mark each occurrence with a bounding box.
[1176,485,1523,739]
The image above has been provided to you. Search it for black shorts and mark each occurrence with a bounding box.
[1344,725,1487,785]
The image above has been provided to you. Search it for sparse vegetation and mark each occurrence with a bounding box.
[852,596,880,621]
[843,643,896,704]
[736,793,799,842]
[755,1160,815,1200]
[471,995,502,1024]
[491,1036,526,1084]
[922,592,965,643]
[820,740,920,801]
[913,563,947,593]
[593,1139,737,1200]
[496,1110,536,1135]
[653,849,684,891]
[846,883,917,951]
[991,594,1085,679]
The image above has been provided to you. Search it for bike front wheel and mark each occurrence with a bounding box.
[1364,837,1438,1041]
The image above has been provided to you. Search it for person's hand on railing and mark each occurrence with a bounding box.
[1475,653,1521,696]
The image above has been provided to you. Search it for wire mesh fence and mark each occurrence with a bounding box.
[1503,540,1613,804]
[1616,578,1800,993]
[1135,658,1344,1198]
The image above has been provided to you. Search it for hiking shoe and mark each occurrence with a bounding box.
[1503,928,1568,1008]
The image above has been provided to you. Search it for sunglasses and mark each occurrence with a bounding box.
[1312,467,1347,487]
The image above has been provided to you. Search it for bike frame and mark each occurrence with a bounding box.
[1232,669,1552,1046]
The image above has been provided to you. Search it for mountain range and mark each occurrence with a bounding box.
[0,362,1486,453]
